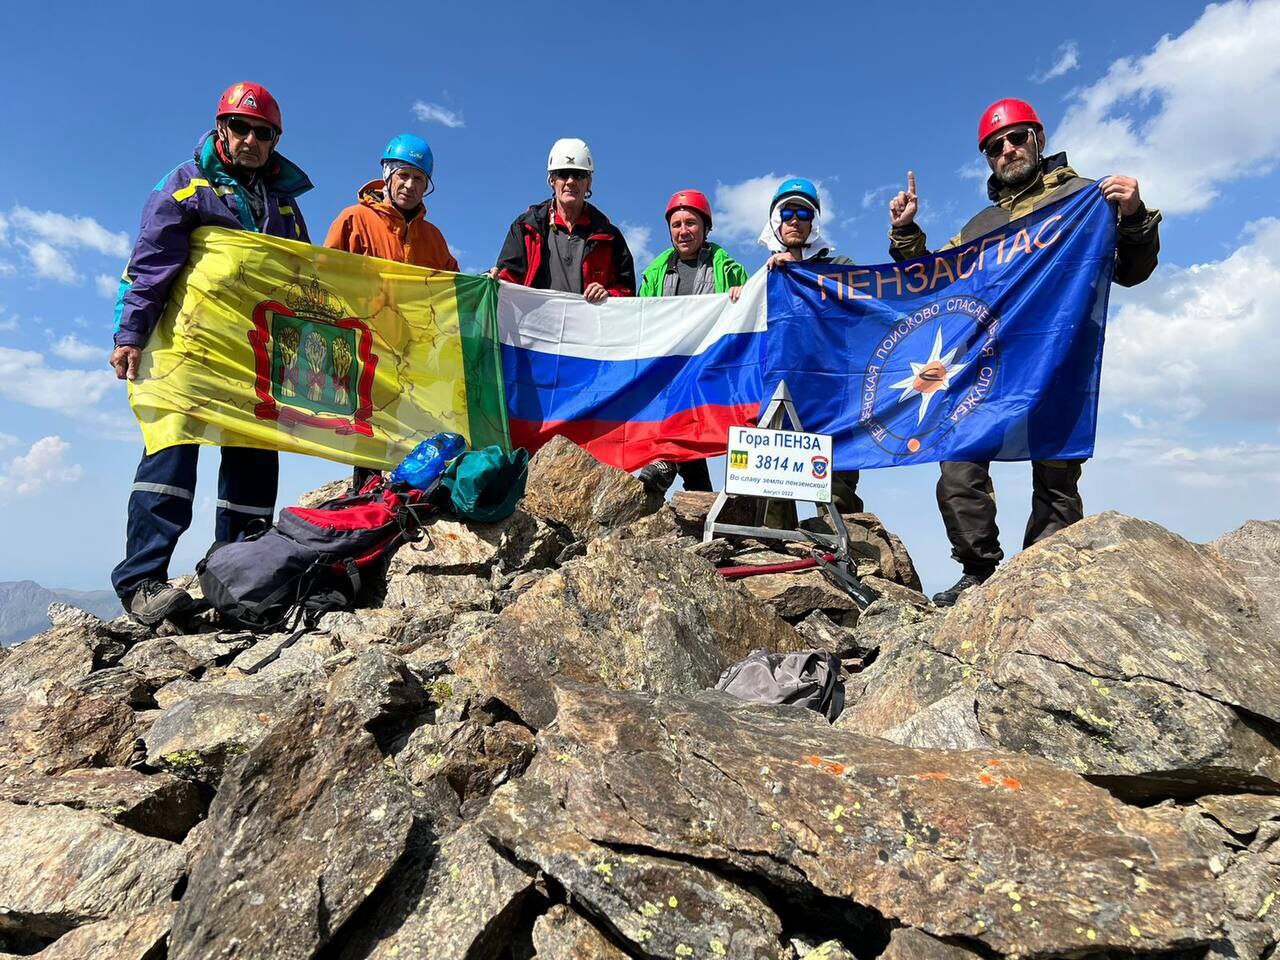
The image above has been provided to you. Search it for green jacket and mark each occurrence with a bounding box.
[888,152,1161,288]
[638,242,750,297]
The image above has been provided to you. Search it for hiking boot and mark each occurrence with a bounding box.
[931,572,991,608]
[126,580,195,626]
[639,460,678,497]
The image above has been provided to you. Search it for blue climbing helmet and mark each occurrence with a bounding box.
[771,177,821,213]
[382,133,434,177]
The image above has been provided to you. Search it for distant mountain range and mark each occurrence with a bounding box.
[0,580,122,646]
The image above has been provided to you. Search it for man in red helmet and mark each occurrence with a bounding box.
[885,97,1161,607]
[636,190,750,495]
[107,82,313,625]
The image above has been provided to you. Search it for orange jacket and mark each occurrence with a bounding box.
[323,180,459,271]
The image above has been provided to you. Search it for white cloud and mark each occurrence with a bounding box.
[714,174,781,244]
[411,101,465,128]
[27,242,81,284]
[1032,40,1080,83]
[861,183,899,211]
[95,274,119,299]
[50,333,101,363]
[713,173,839,246]
[1106,436,1280,489]
[0,346,115,414]
[1102,217,1280,424]
[0,211,8,246]
[8,206,130,258]
[1055,0,1280,214]
[0,432,17,450]
[0,436,83,501]
[619,222,656,269]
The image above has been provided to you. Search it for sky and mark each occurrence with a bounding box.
[0,0,1277,595]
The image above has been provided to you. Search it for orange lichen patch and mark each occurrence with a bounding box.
[803,755,847,776]
[984,758,1003,767]
[917,771,950,781]
[1002,777,1023,790]
[978,773,996,786]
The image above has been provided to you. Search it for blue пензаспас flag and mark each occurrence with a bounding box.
[764,185,1118,470]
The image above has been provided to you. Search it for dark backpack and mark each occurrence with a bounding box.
[197,480,433,633]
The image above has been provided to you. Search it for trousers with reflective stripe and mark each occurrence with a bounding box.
[111,444,278,599]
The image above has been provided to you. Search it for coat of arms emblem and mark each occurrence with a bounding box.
[249,278,377,436]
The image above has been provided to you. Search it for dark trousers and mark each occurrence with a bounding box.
[352,466,382,493]
[111,445,278,600]
[676,459,713,492]
[936,459,1084,577]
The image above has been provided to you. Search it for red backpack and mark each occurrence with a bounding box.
[198,479,435,633]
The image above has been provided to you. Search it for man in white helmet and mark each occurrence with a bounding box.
[492,137,635,303]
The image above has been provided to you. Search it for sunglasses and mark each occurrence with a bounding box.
[224,117,278,142]
[982,127,1034,158]
[778,207,815,223]
[551,169,589,181]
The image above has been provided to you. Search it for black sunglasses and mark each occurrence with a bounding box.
[983,127,1034,158]
[778,207,815,223]
[224,117,278,142]
[551,169,589,181]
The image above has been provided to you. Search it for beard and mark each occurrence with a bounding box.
[995,154,1038,189]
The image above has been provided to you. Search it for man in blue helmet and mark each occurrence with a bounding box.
[324,133,457,272]
[326,134,458,491]
[761,178,862,514]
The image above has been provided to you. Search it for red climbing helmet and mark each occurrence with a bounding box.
[216,82,283,133]
[977,98,1042,150]
[665,189,713,229]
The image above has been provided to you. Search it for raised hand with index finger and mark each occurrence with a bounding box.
[888,171,919,228]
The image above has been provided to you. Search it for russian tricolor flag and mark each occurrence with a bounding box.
[499,272,768,471]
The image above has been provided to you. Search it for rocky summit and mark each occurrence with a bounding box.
[0,438,1277,959]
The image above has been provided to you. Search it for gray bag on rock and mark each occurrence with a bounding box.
[713,650,845,722]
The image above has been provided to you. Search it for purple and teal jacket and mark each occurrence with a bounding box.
[112,131,313,348]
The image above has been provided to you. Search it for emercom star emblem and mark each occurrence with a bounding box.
[889,326,969,424]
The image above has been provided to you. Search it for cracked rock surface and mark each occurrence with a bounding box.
[0,439,1274,959]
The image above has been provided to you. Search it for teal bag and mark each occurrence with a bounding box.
[441,446,529,522]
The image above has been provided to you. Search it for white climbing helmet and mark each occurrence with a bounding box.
[546,137,594,173]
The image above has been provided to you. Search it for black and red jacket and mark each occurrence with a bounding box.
[495,199,635,297]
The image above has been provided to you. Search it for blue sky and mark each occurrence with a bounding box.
[1,0,1277,594]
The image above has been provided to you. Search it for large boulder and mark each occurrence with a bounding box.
[531,905,629,960]
[482,777,787,958]
[0,622,124,698]
[0,800,184,945]
[1211,519,1280,635]
[0,767,201,841]
[521,435,660,538]
[169,695,414,960]
[326,648,426,730]
[1,682,140,776]
[386,509,567,584]
[29,904,175,960]
[142,691,278,787]
[842,513,1280,798]
[333,823,533,960]
[880,928,983,958]
[455,538,805,728]
[383,570,495,614]
[490,684,1223,958]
